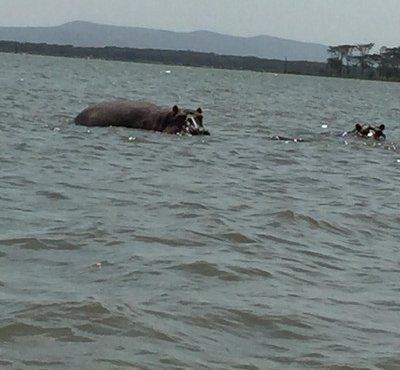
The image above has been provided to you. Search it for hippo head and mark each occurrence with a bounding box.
[169,105,210,136]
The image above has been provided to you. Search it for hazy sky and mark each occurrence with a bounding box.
[2,0,400,47]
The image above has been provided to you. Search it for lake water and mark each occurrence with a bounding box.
[1,52,400,370]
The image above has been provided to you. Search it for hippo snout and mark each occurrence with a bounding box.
[189,127,210,136]
[184,115,209,135]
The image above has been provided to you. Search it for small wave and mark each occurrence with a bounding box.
[36,190,69,200]
[2,174,36,186]
[219,232,256,244]
[227,309,277,329]
[208,309,312,341]
[273,209,351,235]
[0,321,94,344]
[21,360,65,367]
[262,233,306,247]
[134,234,203,247]
[0,360,13,366]
[175,211,201,219]
[170,260,240,281]
[169,201,209,210]
[14,301,111,321]
[229,266,273,279]
[9,301,127,341]
[0,322,53,341]
[370,299,400,311]
[94,358,137,368]
[328,366,374,370]
[1,237,77,250]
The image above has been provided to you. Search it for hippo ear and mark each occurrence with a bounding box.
[196,107,202,114]
[172,105,179,115]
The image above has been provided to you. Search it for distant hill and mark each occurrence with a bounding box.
[0,21,329,62]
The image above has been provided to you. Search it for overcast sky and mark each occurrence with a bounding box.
[1,0,399,47]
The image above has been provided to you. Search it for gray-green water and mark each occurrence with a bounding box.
[1,52,400,370]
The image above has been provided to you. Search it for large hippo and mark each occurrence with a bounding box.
[74,100,209,135]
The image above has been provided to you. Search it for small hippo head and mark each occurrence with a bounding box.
[167,105,210,136]
[355,123,363,133]
[355,123,386,140]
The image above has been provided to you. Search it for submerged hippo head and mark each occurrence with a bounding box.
[167,105,210,136]
[353,123,386,140]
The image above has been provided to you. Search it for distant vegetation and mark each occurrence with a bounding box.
[327,43,400,81]
[0,40,326,76]
[1,40,400,82]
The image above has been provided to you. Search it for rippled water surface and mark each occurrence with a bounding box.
[1,53,400,370]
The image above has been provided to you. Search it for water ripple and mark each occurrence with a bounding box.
[1,237,77,250]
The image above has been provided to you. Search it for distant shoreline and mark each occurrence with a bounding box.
[1,40,398,82]
[0,40,325,76]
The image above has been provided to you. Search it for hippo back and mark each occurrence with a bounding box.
[74,100,164,129]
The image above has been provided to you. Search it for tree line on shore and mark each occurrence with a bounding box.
[1,40,399,82]
[327,43,400,80]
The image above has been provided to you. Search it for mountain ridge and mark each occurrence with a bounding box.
[0,21,329,62]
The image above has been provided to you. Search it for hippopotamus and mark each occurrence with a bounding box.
[349,123,386,139]
[74,100,209,135]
